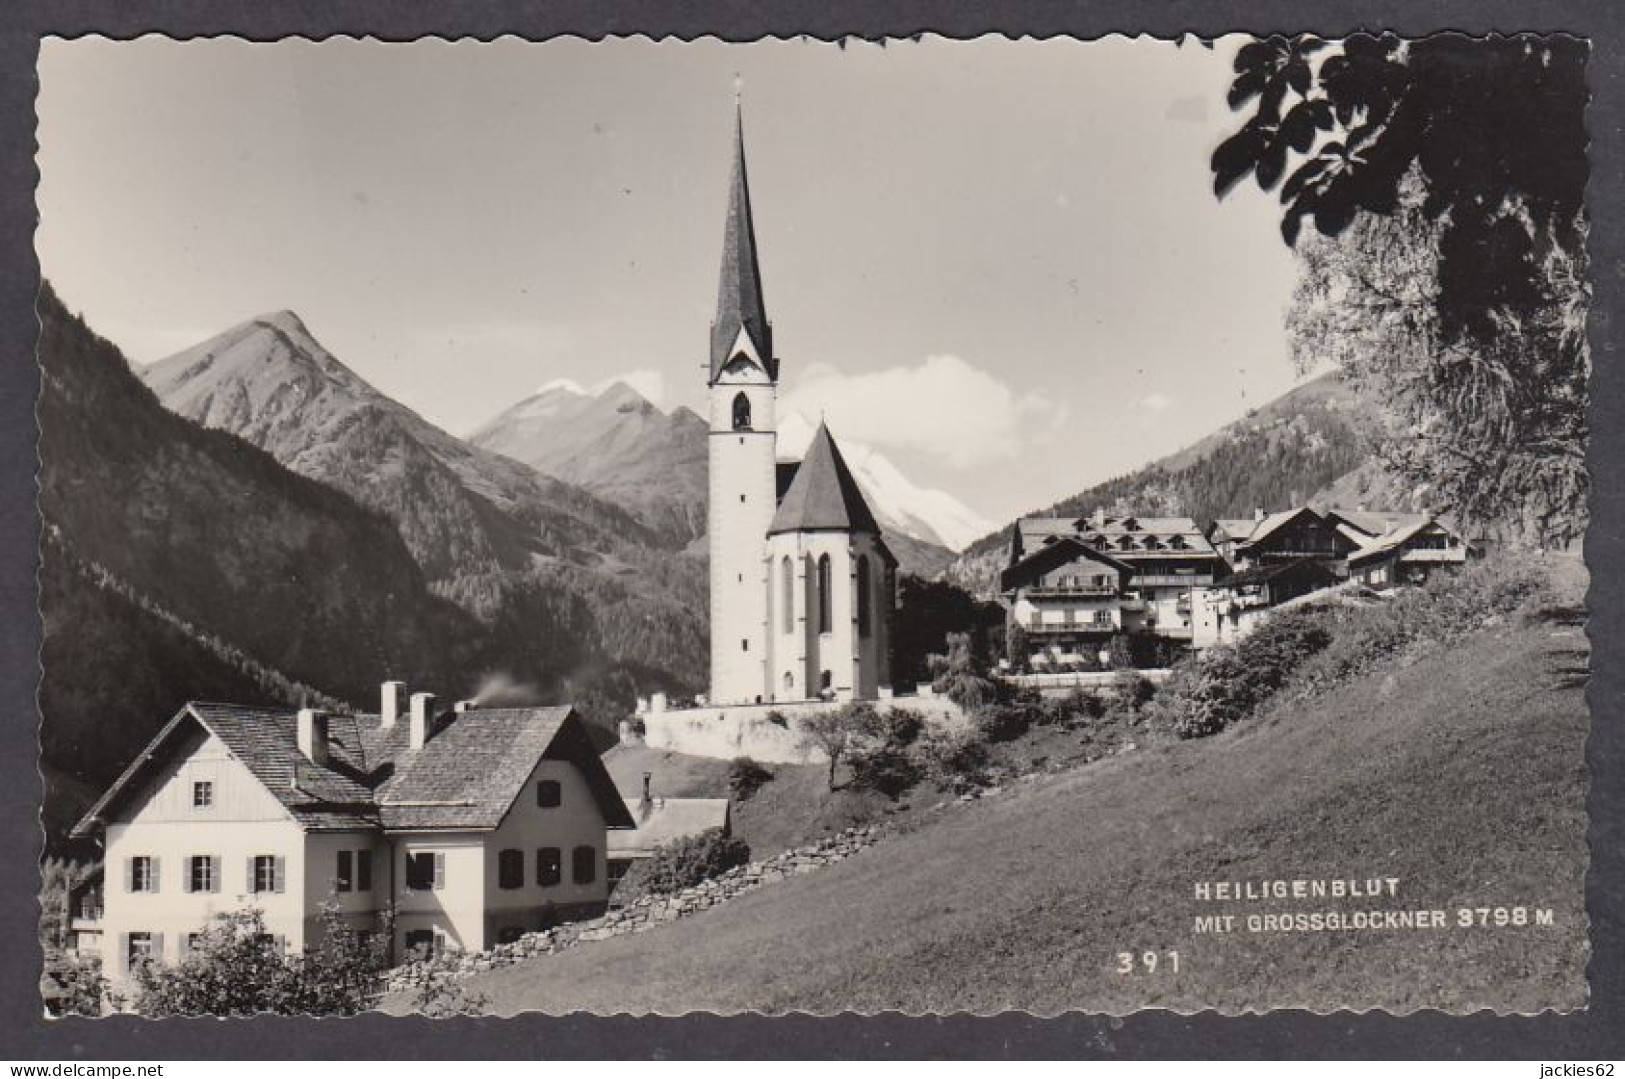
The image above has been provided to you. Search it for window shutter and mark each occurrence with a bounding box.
[118,933,130,975]
[246,856,257,894]
[433,852,446,890]
[337,849,352,893]
[209,856,221,894]
[151,933,165,961]
[183,858,194,894]
[358,850,372,892]
[124,858,133,893]
[151,857,160,894]
[273,856,286,895]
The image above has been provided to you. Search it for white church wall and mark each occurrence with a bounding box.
[641,697,966,765]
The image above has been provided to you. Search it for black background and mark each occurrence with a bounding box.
[1,1,1621,1060]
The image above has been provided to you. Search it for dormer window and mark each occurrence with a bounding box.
[732,392,752,431]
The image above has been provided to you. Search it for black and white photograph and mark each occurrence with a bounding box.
[31,32,1592,1019]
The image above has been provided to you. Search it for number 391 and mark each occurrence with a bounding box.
[1116,950,1180,974]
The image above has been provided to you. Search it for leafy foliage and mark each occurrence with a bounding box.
[616,828,752,900]
[891,576,1005,686]
[727,756,775,802]
[1154,612,1333,739]
[928,633,1000,711]
[1214,35,1590,546]
[129,904,393,1017]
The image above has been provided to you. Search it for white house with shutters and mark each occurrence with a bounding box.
[71,687,633,980]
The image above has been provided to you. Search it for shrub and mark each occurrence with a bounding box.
[865,706,926,748]
[42,949,105,1017]
[616,828,751,900]
[972,701,1038,743]
[129,903,393,1016]
[1112,669,1158,710]
[911,726,991,789]
[727,756,774,802]
[1158,611,1333,740]
[848,744,924,797]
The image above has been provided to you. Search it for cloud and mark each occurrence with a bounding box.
[536,368,667,407]
[1137,392,1174,414]
[778,354,1065,468]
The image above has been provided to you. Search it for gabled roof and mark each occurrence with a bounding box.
[768,422,882,536]
[1015,514,1218,558]
[1210,518,1259,542]
[72,702,634,838]
[1000,535,1133,592]
[1324,507,1433,538]
[379,706,633,831]
[1241,507,1318,546]
[709,106,775,384]
[607,797,731,858]
[1346,518,1452,565]
[73,704,382,836]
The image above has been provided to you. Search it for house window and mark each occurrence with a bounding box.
[192,781,213,809]
[184,932,203,956]
[782,556,794,633]
[732,392,752,430]
[742,638,749,652]
[185,855,219,894]
[337,850,353,893]
[856,555,872,636]
[128,855,157,893]
[404,929,438,959]
[817,555,832,633]
[250,854,284,895]
[536,847,562,887]
[536,780,561,808]
[572,845,597,885]
[357,850,372,893]
[1094,610,1112,627]
[498,849,524,890]
[126,931,158,970]
[405,852,444,892]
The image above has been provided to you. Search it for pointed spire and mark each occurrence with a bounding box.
[710,101,774,384]
[768,422,881,536]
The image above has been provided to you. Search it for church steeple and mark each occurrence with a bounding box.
[710,104,775,385]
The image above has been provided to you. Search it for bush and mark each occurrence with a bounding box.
[1157,611,1333,740]
[1112,670,1157,710]
[848,744,923,797]
[911,726,991,790]
[42,949,105,1017]
[129,903,393,1016]
[973,701,1038,743]
[727,757,774,802]
[616,828,751,900]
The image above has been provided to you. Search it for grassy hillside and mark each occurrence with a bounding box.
[471,556,1587,1015]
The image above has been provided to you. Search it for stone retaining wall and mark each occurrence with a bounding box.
[386,824,885,991]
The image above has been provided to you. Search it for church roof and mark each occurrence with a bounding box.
[768,422,882,536]
[710,107,776,384]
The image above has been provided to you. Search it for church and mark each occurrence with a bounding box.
[705,108,896,707]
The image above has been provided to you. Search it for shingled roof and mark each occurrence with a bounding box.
[72,702,633,838]
[768,422,882,536]
[709,106,775,384]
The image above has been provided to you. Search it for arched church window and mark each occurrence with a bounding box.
[783,671,794,691]
[781,556,794,634]
[732,392,752,431]
[856,555,871,637]
[817,554,833,634]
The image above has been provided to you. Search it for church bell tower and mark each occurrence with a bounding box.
[707,105,778,705]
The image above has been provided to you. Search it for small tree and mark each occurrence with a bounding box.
[799,705,869,790]
[1005,622,1032,671]
[616,828,751,900]
[727,756,774,802]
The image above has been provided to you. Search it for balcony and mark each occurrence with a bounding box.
[1026,584,1117,598]
[1028,621,1114,635]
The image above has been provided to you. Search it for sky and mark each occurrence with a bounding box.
[36,35,1309,525]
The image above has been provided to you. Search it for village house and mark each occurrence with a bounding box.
[1338,515,1474,588]
[70,685,635,979]
[1208,506,1362,576]
[999,512,1224,667]
[605,772,732,892]
[1190,559,1343,647]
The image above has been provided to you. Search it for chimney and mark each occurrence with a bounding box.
[1254,507,1266,522]
[297,708,329,766]
[454,699,475,715]
[640,772,654,820]
[380,680,405,729]
[409,691,436,750]
[1092,507,1106,529]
